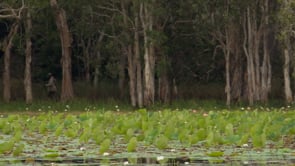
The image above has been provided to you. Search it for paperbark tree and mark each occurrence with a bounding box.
[50,0,74,101]
[1,0,24,102]
[119,0,144,107]
[277,0,295,104]
[134,7,143,107]
[24,8,33,104]
[140,2,155,106]
[242,1,272,105]
[121,0,137,107]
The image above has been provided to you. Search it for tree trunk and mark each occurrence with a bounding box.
[24,10,33,104]
[283,48,293,103]
[93,51,101,88]
[127,46,137,107]
[140,3,155,106]
[134,11,143,107]
[230,52,243,102]
[50,0,74,102]
[225,51,231,106]
[82,38,91,82]
[261,1,271,103]
[118,49,126,99]
[243,8,255,105]
[93,33,104,88]
[158,70,170,104]
[121,0,137,107]
[3,22,19,103]
[243,6,267,105]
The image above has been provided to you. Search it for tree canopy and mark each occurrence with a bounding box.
[0,0,294,106]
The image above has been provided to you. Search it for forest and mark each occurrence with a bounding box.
[1,1,295,165]
[1,0,295,107]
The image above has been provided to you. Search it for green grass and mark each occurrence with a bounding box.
[0,98,133,112]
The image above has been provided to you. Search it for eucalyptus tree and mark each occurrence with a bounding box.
[242,0,273,105]
[0,0,24,102]
[64,0,105,84]
[23,2,33,104]
[208,0,274,105]
[137,0,174,105]
[96,0,143,107]
[277,0,295,103]
[50,0,74,101]
[209,1,240,106]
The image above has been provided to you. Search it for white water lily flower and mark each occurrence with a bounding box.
[170,149,176,152]
[184,161,189,165]
[80,147,86,151]
[242,144,249,148]
[157,156,164,161]
[123,161,129,165]
[103,152,110,156]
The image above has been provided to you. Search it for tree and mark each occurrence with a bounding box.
[242,0,272,105]
[50,0,74,101]
[140,1,156,106]
[24,7,33,104]
[277,0,295,103]
[0,0,24,102]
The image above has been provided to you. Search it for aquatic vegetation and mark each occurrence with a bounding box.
[127,137,137,152]
[99,139,111,154]
[0,107,293,165]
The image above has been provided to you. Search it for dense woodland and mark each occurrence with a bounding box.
[0,0,295,107]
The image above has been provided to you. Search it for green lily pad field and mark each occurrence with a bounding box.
[0,107,294,165]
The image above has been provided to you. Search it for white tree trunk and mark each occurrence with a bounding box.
[283,48,293,103]
[140,2,155,106]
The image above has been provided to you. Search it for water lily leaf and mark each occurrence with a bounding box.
[207,151,224,157]
[127,137,137,152]
[44,152,59,158]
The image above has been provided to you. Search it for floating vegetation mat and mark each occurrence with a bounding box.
[0,108,294,165]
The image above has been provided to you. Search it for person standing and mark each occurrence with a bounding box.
[45,73,57,100]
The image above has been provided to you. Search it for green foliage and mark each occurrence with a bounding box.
[127,137,137,152]
[207,151,224,157]
[99,138,111,154]
[0,141,15,154]
[155,135,169,150]
[13,143,25,156]
[0,107,294,163]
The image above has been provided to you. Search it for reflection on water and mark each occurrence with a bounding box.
[1,157,294,166]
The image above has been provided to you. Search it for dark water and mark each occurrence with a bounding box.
[1,157,294,166]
